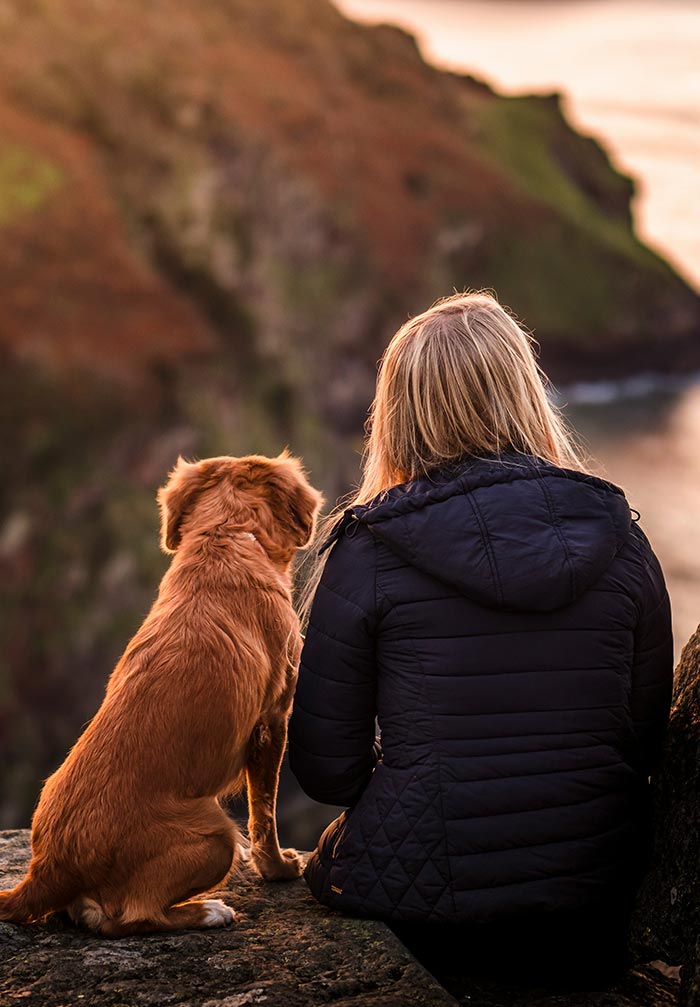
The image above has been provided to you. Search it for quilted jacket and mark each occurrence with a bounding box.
[288,451,674,922]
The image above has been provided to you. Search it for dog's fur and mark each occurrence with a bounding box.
[0,452,323,937]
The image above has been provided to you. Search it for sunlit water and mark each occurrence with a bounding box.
[335,0,700,660]
[558,379,700,660]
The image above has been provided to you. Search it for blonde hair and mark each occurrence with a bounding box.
[299,290,585,623]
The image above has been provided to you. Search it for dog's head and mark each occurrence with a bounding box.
[157,451,324,564]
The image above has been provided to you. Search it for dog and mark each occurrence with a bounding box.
[0,452,323,937]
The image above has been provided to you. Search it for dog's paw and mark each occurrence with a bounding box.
[69,897,107,932]
[201,899,235,928]
[251,847,303,881]
[279,848,304,877]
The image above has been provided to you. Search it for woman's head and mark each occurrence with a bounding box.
[299,289,584,623]
[357,290,582,503]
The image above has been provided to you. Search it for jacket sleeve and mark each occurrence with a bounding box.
[288,521,380,806]
[630,527,674,777]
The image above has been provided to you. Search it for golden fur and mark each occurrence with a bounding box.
[0,452,323,937]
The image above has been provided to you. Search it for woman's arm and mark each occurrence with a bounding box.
[288,522,380,806]
[630,528,674,777]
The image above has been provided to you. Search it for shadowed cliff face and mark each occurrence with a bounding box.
[1,0,699,828]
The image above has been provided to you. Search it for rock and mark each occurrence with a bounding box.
[0,831,458,1007]
[684,937,700,1007]
[632,625,700,968]
[0,830,686,1007]
[437,963,679,1007]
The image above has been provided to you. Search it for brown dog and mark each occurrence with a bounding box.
[0,452,323,937]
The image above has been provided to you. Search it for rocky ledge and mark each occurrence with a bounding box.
[0,834,455,1007]
[2,624,699,1007]
[0,831,684,1007]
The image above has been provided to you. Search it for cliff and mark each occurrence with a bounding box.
[1,0,699,395]
[2,0,700,828]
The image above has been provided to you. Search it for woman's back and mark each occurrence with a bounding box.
[289,451,673,922]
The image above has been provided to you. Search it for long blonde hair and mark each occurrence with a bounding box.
[299,290,585,624]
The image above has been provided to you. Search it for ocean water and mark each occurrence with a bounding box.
[337,0,700,657]
[563,377,700,660]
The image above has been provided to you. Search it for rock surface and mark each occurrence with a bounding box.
[0,830,686,1007]
[0,831,458,1007]
[632,625,700,1003]
[685,938,700,1007]
[437,965,679,1007]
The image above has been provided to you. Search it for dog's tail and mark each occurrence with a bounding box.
[0,863,79,923]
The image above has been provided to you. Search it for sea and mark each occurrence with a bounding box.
[337,0,700,658]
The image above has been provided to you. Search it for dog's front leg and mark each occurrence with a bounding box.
[246,715,302,880]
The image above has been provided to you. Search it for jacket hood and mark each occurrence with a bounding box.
[343,453,632,613]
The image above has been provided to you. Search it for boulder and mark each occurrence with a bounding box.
[0,831,458,1007]
[0,830,685,1007]
[685,938,700,1007]
[632,625,700,1001]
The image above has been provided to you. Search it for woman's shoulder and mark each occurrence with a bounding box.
[314,512,378,617]
[614,517,669,617]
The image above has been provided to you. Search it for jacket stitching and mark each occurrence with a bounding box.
[400,664,624,676]
[445,861,628,896]
[306,624,374,652]
[538,475,578,599]
[465,492,504,606]
[439,757,622,783]
[375,573,458,918]
[416,702,622,716]
[317,579,370,617]
[443,788,622,824]
[445,823,630,859]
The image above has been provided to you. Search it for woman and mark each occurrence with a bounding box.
[288,291,673,984]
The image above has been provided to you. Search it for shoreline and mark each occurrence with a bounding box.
[552,369,700,407]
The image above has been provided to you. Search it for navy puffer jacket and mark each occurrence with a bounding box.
[288,452,673,923]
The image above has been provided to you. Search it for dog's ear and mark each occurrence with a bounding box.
[157,457,210,553]
[268,452,324,549]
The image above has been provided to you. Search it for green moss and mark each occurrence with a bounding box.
[0,141,65,226]
[472,95,672,276]
[473,219,618,343]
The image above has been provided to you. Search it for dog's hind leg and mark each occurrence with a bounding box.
[246,715,302,881]
[86,817,237,938]
[68,896,108,930]
[99,897,235,938]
